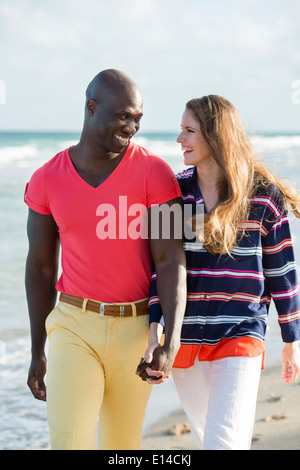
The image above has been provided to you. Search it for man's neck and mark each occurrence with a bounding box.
[68,138,128,188]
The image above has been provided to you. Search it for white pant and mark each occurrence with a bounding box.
[172,355,262,450]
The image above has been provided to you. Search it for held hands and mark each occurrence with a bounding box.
[136,342,169,385]
[136,343,179,385]
[135,322,178,385]
[282,342,300,384]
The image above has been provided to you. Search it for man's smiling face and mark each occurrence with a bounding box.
[88,87,143,155]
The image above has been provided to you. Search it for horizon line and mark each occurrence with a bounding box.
[0,129,300,136]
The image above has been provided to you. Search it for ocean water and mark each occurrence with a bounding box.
[0,130,300,450]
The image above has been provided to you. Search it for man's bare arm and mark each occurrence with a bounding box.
[136,197,186,379]
[25,209,60,400]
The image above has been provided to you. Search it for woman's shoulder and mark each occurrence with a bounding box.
[250,181,285,217]
[253,180,282,201]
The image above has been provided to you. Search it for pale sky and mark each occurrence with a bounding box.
[0,0,300,132]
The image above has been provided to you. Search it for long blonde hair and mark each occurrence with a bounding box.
[188,95,300,255]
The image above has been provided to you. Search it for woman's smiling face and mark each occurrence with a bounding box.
[177,108,213,167]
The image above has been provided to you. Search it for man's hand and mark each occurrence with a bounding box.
[282,342,300,384]
[27,355,47,401]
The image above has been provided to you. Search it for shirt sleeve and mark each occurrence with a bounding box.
[262,188,300,342]
[24,166,52,215]
[146,156,181,207]
[148,270,165,325]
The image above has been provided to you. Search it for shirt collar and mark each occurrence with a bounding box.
[191,166,198,183]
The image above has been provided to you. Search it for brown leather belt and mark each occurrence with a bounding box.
[59,293,149,317]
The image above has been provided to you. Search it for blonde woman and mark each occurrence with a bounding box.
[137,96,300,450]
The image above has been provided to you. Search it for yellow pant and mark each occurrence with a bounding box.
[45,300,152,450]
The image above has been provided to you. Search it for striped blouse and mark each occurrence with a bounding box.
[149,166,300,368]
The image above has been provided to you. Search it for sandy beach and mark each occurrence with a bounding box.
[141,363,300,450]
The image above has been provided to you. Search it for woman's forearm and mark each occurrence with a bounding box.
[148,322,164,346]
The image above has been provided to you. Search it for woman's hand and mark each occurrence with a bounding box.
[281,342,300,384]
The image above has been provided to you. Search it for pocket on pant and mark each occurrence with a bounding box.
[45,304,60,336]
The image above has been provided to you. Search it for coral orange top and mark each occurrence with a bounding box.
[173,338,265,369]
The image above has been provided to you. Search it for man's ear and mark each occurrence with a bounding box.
[87,98,98,115]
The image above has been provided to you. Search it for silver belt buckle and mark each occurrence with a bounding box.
[99,303,125,317]
[99,303,108,316]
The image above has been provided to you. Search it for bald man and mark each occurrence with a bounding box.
[24,70,186,450]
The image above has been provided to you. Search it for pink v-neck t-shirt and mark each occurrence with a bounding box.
[24,142,181,303]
